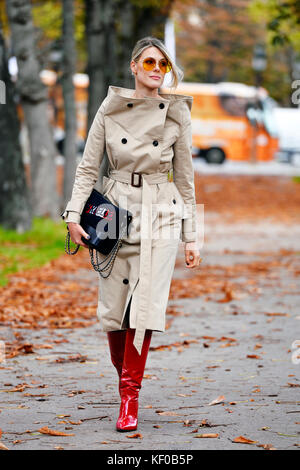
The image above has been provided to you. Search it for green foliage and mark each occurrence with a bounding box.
[31,0,87,70]
[249,0,300,49]
[0,217,67,286]
[130,0,173,9]
[32,1,62,41]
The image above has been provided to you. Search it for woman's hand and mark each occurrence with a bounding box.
[185,241,202,268]
[67,222,90,249]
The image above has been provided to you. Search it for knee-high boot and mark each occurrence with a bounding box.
[116,328,152,432]
[107,330,127,396]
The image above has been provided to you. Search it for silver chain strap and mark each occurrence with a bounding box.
[65,229,80,255]
[64,224,128,279]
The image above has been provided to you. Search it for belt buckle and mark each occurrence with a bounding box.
[131,172,142,187]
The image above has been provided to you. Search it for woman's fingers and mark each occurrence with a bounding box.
[78,227,90,247]
[68,223,90,248]
[185,249,202,268]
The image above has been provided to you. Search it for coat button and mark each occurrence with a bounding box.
[159,103,165,109]
[121,138,127,144]
[153,140,158,146]
[127,103,133,108]
[173,199,176,204]
[123,278,129,284]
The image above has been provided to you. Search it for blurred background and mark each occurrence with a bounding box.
[0,0,300,283]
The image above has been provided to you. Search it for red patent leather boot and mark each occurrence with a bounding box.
[116,328,152,432]
[107,330,127,396]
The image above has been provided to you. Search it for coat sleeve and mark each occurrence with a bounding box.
[60,98,107,223]
[172,101,197,243]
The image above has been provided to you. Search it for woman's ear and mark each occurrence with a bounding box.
[130,60,137,76]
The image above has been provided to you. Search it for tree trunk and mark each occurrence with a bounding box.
[6,0,59,218]
[61,0,77,205]
[85,0,118,131]
[115,1,172,88]
[0,19,32,231]
[115,0,135,89]
[85,0,172,128]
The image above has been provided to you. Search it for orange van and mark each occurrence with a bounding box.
[162,81,279,164]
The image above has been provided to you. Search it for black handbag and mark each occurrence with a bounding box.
[64,188,133,278]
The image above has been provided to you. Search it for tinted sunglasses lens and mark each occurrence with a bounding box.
[143,58,155,71]
[159,60,172,73]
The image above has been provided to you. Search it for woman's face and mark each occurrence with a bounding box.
[130,46,169,90]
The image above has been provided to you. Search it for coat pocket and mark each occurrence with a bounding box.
[171,183,188,219]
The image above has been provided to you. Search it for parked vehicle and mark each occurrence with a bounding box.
[162,81,279,164]
[19,73,280,165]
[273,107,300,166]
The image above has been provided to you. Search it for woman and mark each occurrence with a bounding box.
[61,36,201,432]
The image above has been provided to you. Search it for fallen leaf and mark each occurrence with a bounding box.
[55,354,87,363]
[247,355,262,359]
[194,433,219,438]
[22,343,35,354]
[37,426,74,436]
[126,433,143,439]
[183,420,193,426]
[0,442,9,450]
[143,374,158,380]
[157,411,180,416]
[208,395,225,406]
[8,384,30,393]
[200,419,209,427]
[257,443,276,450]
[264,312,288,317]
[217,284,235,303]
[233,435,258,444]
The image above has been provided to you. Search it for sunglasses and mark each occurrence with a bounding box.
[142,57,172,74]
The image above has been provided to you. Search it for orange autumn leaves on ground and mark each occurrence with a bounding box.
[194,174,300,223]
[172,249,299,301]
[0,252,97,331]
[0,175,299,357]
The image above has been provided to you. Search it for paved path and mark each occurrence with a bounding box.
[0,215,299,451]
[193,158,300,176]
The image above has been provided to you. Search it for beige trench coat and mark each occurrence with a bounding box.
[61,85,197,354]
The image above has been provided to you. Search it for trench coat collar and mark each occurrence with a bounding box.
[107,85,193,111]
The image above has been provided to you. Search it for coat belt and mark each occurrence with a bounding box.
[107,169,172,355]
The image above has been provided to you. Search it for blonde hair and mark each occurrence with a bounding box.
[130,36,183,89]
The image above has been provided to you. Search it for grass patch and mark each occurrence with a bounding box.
[0,217,67,287]
[292,176,300,184]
